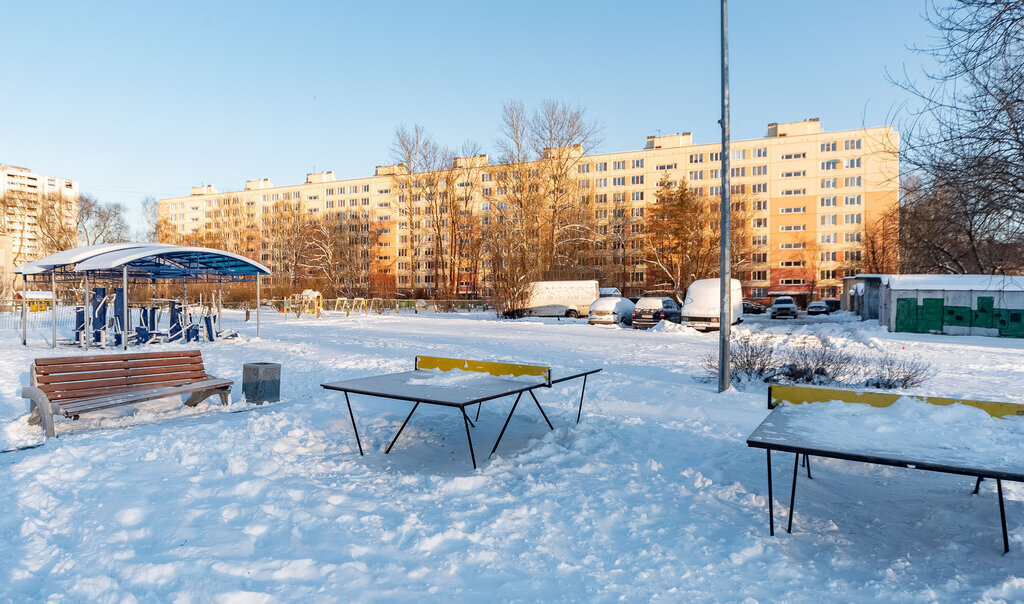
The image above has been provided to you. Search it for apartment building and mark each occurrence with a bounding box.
[159,119,898,301]
[0,164,79,277]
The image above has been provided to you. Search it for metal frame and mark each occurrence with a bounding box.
[322,368,600,469]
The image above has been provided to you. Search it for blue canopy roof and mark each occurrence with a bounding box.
[16,244,270,281]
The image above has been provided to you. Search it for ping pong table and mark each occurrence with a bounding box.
[321,356,601,468]
[748,384,1024,553]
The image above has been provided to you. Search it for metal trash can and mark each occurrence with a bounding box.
[242,362,281,405]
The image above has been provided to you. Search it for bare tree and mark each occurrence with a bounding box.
[893,0,1024,274]
[77,194,130,246]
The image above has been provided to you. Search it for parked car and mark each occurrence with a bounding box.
[680,278,743,331]
[632,297,682,329]
[823,298,841,313]
[743,300,766,314]
[806,300,830,316]
[588,297,635,326]
[519,280,600,318]
[770,296,799,319]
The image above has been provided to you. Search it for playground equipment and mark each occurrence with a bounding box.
[284,289,323,318]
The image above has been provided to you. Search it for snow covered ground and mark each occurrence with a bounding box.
[1,309,1023,602]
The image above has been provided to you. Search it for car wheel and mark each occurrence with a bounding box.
[566,309,579,319]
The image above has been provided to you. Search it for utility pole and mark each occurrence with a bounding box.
[718,0,732,392]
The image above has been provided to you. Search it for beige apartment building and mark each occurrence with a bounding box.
[159,119,898,302]
[0,164,79,281]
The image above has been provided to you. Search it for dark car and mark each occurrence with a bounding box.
[806,301,830,316]
[743,300,766,314]
[823,298,841,313]
[632,297,682,329]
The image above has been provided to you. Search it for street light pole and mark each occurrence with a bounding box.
[718,0,732,393]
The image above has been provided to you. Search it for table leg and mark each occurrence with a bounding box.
[475,401,482,422]
[489,392,523,458]
[974,476,984,495]
[767,449,775,537]
[385,401,420,454]
[527,390,554,430]
[344,392,363,456]
[804,454,812,479]
[998,479,1009,554]
[788,452,799,534]
[576,374,589,423]
[461,407,477,469]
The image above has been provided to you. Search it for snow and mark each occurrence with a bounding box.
[875,274,1024,292]
[1,310,1023,601]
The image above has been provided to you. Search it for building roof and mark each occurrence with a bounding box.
[863,274,1024,292]
[16,243,269,281]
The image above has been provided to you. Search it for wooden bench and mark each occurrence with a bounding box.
[22,350,232,439]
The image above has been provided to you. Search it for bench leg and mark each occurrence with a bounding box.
[23,387,56,439]
[184,389,224,407]
[998,479,1009,554]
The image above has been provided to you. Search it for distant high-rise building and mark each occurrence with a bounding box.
[159,119,898,302]
[0,165,80,281]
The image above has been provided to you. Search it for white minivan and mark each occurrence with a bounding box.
[520,280,601,318]
[680,278,744,331]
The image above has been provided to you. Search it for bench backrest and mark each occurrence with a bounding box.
[414,355,551,386]
[769,383,1024,419]
[32,350,211,405]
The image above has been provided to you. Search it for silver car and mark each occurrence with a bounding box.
[770,296,799,319]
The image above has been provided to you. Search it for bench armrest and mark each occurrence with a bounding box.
[21,386,57,438]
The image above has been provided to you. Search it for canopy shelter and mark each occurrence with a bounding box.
[15,243,270,349]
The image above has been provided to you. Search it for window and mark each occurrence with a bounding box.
[689,170,704,180]
[844,139,862,150]
[820,269,837,280]
[578,179,590,189]
[844,195,862,206]
[631,207,644,217]
[613,192,626,202]
[846,250,862,261]
[709,186,722,196]
[689,153,704,163]
[820,142,837,152]
[631,271,645,282]
[594,193,608,203]
[631,159,644,169]
[709,151,722,161]
[595,209,607,219]
[595,162,608,172]
[751,165,768,176]
[821,214,837,226]
[631,175,644,185]
[820,251,837,262]
[780,242,806,249]
[362,185,370,192]
[595,178,607,187]
[820,160,838,170]
[752,252,767,263]
[751,270,768,281]
[752,183,768,194]
[752,218,768,228]
[578,164,590,173]
[781,170,806,178]
[820,196,837,207]
[844,231,862,243]
[754,200,768,211]
[613,208,626,218]
[690,187,704,196]
[780,152,807,160]
[846,158,861,168]
[820,233,837,244]
[754,148,768,158]
[631,191,644,201]
[731,149,746,160]
[779,224,806,231]
[780,189,806,196]
[613,160,626,170]
[731,184,746,195]
[656,163,677,171]
[779,260,806,267]
[780,278,805,285]
[780,206,805,214]
[750,287,768,297]
[752,235,767,246]
[731,167,745,177]
[612,176,626,186]
[710,169,721,179]
[844,176,862,187]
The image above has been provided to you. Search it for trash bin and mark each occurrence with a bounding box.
[243,362,281,405]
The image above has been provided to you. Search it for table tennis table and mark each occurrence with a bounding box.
[748,384,1024,553]
[321,356,601,468]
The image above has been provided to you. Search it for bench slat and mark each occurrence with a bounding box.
[58,378,232,415]
[34,350,202,366]
[37,361,206,385]
[36,356,205,377]
[43,371,212,400]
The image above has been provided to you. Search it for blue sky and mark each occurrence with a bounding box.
[0,1,939,230]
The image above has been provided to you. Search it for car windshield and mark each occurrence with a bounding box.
[774,297,794,305]
[636,298,667,310]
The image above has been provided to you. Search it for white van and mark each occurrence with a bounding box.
[522,280,601,318]
[680,278,743,331]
